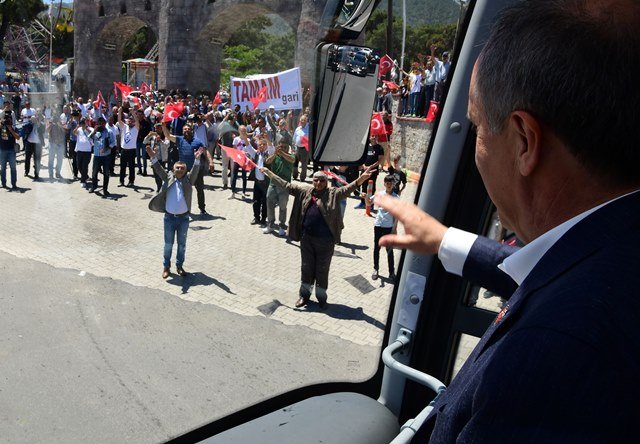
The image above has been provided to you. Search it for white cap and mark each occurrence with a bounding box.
[268,105,275,109]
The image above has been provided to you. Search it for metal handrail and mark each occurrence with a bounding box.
[382,332,447,444]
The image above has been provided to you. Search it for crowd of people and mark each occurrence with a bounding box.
[380,45,450,118]
[0,86,409,308]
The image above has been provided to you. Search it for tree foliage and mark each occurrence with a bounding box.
[122,26,157,60]
[221,16,295,89]
[365,10,456,72]
[0,0,46,56]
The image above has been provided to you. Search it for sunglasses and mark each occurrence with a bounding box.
[313,178,327,182]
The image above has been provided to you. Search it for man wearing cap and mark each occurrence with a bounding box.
[261,166,377,308]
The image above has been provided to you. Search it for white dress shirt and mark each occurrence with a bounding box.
[438,190,640,286]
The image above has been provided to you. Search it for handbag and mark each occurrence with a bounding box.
[14,142,20,153]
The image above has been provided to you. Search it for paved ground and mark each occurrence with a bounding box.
[0,149,417,348]
[0,250,380,443]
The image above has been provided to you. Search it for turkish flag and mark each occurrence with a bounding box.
[140,82,150,94]
[114,82,133,99]
[212,90,222,106]
[323,170,348,185]
[163,102,185,123]
[220,144,257,171]
[250,86,268,110]
[383,80,399,91]
[426,100,440,123]
[378,55,394,77]
[300,134,309,152]
[93,90,106,109]
[129,95,141,109]
[370,112,387,137]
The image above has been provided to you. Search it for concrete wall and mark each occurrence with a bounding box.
[388,98,433,175]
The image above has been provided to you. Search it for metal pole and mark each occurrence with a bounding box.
[49,5,53,92]
[386,0,393,63]
[400,0,406,82]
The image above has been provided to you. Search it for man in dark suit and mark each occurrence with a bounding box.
[377,0,640,441]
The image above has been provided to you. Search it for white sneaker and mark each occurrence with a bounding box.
[263,225,274,234]
[278,227,286,236]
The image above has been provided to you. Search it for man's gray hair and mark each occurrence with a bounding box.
[313,171,328,180]
[475,0,640,187]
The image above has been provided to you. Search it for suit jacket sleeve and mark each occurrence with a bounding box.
[462,236,519,299]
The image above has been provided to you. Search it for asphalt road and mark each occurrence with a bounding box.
[0,251,379,443]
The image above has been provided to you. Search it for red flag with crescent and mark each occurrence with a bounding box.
[383,80,399,91]
[93,91,106,109]
[114,82,133,99]
[219,144,257,171]
[163,102,185,123]
[212,90,222,106]
[250,86,268,110]
[426,100,440,123]
[370,112,387,137]
[140,82,150,94]
[378,55,394,77]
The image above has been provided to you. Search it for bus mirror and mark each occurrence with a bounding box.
[319,0,381,41]
[310,43,380,164]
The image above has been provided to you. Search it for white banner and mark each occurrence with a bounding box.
[230,67,302,111]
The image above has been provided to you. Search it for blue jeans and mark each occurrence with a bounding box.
[136,141,147,173]
[409,92,420,115]
[0,149,17,187]
[163,213,189,268]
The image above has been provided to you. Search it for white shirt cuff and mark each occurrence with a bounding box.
[438,227,478,276]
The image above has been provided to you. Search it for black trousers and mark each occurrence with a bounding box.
[76,151,91,183]
[92,156,111,192]
[68,140,78,177]
[373,226,394,273]
[300,234,335,302]
[195,169,205,211]
[252,179,268,222]
[109,147,118,174]
[120,149,136,184]
[24,141,41,177]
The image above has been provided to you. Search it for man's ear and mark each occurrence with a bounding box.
[509,110,542,177]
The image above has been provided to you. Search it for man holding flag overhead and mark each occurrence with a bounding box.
[161,120,215,216]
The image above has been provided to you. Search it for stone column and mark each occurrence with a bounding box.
[158,0,198,92]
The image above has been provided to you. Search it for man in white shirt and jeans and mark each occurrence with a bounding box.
[146,144,204,279]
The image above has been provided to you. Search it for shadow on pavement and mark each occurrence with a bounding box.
[167,271,235,295]
[344,275,377,294]
[193,213,226,222]
[299,302,385,330]
[7,186,31,194]
[338,241,369,256]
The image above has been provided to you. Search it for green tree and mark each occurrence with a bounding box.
[122,26,157,60]
[0,0,46,56]
[220,15,295,89]
[365,9,456,72]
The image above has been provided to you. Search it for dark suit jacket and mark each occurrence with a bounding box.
[419,191,640,443]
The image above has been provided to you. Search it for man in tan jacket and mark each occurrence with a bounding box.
[262,165,376,309]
